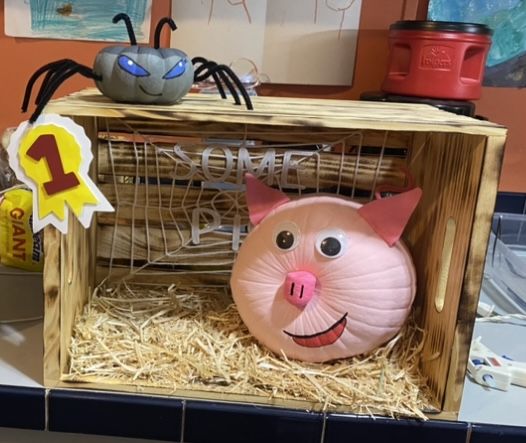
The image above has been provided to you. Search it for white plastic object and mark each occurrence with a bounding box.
[468,336,526,391]
[477,301,495,318]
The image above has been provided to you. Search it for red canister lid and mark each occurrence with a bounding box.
[390,20,493,35]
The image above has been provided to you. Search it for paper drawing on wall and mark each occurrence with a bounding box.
[429,0,526,87]
[319,0,357,39]
[209,0,252,24]
[4,0,152,43]
[171,0,362,86]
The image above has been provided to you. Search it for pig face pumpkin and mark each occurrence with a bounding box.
[230,174,422,363]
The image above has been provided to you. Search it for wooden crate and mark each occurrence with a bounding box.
[43,88,506,419]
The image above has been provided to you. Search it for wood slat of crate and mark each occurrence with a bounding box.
[97,142,408,190]
[46,88,504,135]
[100,124,413,149]
[406,132,487,405]
[97,223,239,266]
[43,89,507,419]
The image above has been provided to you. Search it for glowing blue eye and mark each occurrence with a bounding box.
[163,59,187,79]
[118,55,150,77]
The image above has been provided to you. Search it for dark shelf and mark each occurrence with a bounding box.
[3,386,525,443]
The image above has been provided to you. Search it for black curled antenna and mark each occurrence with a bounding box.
[113,13,137,46]
[154,17,177,49]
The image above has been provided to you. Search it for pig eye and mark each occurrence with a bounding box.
[316,229,347,258]
[274,222,300,251]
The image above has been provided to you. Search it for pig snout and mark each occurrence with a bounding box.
[284,271,317,308]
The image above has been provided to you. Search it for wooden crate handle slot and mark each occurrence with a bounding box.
[435,217,457,313]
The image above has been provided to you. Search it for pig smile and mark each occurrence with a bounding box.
[283,313,347,348]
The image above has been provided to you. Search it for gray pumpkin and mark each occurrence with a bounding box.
[93,46,194,105]
[22,14,252,124]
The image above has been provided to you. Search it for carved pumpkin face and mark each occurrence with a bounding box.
[94,46,194,104]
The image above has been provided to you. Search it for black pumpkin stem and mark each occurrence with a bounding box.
[154,17,177,49]
[113,13,137,46]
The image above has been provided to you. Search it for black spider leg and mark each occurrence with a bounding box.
[36,62,100,108]
[217,64,254,110]
[193,58,253,110]
[35,60,79,106]
[35,62,100,112]
[192,57,227,99]
[196,63,235,103]
[22,59,75,113]
[29,63,100,123]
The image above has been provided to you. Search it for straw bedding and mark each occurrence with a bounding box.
[66,282,432,419]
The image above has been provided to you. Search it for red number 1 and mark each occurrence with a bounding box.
[26,134,80,196]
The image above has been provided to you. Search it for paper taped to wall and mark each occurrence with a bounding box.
[171,0,362,86]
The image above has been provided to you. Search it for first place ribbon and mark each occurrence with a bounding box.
[7,114,113,234]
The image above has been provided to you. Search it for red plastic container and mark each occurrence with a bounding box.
[382,21,492,100]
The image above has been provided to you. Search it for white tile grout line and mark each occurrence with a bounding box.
[44,388,50,431]
[319,412,327,443]
[465,422,473,443]
[180,399,186,443]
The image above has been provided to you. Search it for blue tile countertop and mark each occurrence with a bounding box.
[1,385,526,443]
[47,390,183,441]
[0,385,45,430]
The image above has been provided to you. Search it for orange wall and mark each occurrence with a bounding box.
[1,0,524,191]
[476,88,526,192]
[0,0,171,130]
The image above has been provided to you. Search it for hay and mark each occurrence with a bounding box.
[66,282,432,419]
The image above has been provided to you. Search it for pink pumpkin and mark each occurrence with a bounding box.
[230,174,422,363]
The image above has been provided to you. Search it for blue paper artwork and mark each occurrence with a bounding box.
[429,0,526,87]
[5,0,151,43]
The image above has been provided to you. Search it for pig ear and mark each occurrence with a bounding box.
[245,173,290,225]
[358,187,422,246]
